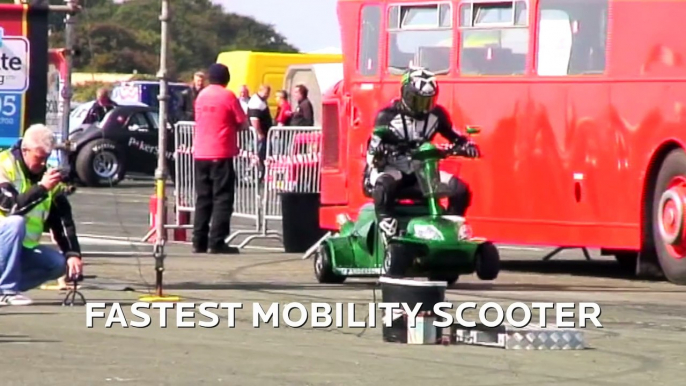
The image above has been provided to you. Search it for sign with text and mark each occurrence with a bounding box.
[0,5,49,148]
[0,93,21,140]
[0,18,30,147]
[0,27,30,93]
[46,51,65,135]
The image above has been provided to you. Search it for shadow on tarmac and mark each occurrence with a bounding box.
[160,277,651,293]
[500,259,649,281]
[0,334,61,344]
[163,281,378,292]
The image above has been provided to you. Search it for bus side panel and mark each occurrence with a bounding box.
[609,81,686,245]
[451,81,535,237]
[453,80,640,248]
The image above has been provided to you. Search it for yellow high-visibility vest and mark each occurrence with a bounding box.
[0,150,55,249]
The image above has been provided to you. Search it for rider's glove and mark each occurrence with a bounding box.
[458,142,480,158]
[369,145,388,168]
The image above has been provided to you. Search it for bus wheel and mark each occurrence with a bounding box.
[652,149,686,284]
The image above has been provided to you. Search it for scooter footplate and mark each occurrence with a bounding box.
[449,323,586,350]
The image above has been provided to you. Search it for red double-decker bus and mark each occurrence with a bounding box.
[318,0,686,284]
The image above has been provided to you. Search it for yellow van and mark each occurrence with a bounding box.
[215,51,343,115]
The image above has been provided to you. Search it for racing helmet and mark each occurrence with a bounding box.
[400,68,438,116]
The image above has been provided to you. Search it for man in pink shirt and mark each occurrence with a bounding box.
[192,63,248,254]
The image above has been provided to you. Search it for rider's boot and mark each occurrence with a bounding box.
[447,178,472,216]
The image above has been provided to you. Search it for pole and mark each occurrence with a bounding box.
[59,0,79,168]
[150,0,172,300]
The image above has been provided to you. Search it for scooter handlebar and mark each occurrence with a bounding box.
[444,144,482,159]
[379,143,482,159]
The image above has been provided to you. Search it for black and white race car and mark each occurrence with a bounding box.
[67,102,176,187]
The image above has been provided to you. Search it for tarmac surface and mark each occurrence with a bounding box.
[1,180,685,386]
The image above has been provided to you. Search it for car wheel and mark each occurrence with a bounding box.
[75,139,125,187]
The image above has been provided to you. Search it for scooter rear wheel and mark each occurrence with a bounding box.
[475,242,500,281]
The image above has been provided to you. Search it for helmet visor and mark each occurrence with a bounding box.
[403,91,436,114]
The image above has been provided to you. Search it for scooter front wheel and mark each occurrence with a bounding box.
[314,244,346,284]
[383,243,413,278]
[475,242,500,281]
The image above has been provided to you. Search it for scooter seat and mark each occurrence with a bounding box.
[394,185,425,203]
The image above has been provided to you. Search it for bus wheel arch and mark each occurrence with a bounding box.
[643,142,686,284]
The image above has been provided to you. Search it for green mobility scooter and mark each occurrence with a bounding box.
[313,128,500,285]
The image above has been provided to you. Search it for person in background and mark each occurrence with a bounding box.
[239,85,250,115]
[0,124,83,306]
[274,90,293,127]
[247,85,273,178]
[192,64,248,255]
[82,87,118,125]
[290,84,314,127]
[179,71,206,121]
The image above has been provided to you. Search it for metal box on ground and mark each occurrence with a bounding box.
[379,276,447,344]
[450,323,586,350]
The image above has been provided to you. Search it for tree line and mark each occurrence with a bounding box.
[1,0,299,81]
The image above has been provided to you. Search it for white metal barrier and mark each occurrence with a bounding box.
[261,127,322,232]
[174,121,195,214]
[224,126,282,247]
[160,123,322,249]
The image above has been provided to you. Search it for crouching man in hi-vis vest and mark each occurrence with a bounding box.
[0,124,83,306]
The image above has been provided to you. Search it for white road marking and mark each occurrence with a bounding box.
[76,222,255,231]
[78,234,143,242]
[75,190,151,198]
[76,235,149,247]
[497,245,545,251]
[74,234,545,253]
[230,245,285,252]
[76,234,284,251]
[81,251,151,256]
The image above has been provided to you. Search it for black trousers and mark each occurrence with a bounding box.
[372,173,472,219]
[193,158,236,249]
[256,137,267,181]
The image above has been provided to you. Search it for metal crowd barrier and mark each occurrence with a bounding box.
[261,127,322,232]
[224,126,282,248]
[174,121,195,215]
[160,122,322,249]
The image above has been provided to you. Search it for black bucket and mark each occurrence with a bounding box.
[280,192,326,253]
[379,277,447,343]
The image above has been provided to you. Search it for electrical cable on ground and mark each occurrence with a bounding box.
[96,116,155,296]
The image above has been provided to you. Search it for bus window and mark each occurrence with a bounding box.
[387,2,453,75]
[359,5,382,76]
[537,0,609,76]
[458,1,529,76]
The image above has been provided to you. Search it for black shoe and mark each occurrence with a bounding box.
[208,244,240,255]
[192,246,207,254]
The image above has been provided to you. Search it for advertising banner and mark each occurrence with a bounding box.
[46,49,66,167]
[0,4,49,148]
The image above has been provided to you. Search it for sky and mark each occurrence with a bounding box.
[212,0,342,53]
